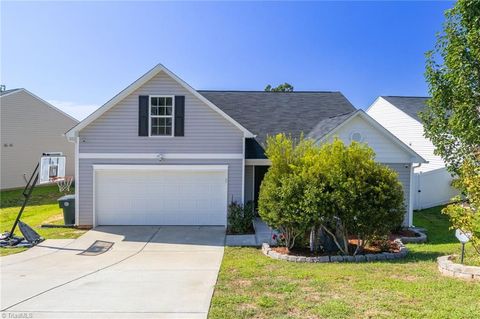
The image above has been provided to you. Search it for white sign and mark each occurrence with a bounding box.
[455,229,471,244]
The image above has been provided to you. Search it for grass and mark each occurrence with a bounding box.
[0,185,86,256]
[209,206,480,319]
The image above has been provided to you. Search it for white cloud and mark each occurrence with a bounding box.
[48,100,99,121]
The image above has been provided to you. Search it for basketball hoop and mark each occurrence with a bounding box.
[54,176,73,193]
[39,154,66,184]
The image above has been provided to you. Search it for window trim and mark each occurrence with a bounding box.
[148,95,175,137]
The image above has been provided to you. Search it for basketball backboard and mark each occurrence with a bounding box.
[39,153,66,184]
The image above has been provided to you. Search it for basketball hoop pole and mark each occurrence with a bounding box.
[8,163,40,240]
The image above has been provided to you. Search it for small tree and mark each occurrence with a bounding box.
[258,134,313,250]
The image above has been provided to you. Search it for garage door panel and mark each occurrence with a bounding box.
[95,167,228,226]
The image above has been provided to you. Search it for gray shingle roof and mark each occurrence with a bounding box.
[382,96,429,122]
[0,88,21,96]
[198,91,356,147]
[307,111,356,141]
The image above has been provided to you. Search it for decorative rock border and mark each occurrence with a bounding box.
[437,255,480,281]
[399,228,428,244]
[261,239,408,263]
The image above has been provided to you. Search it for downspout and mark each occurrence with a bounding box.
[409,162,422,227]
[65,133,79,227]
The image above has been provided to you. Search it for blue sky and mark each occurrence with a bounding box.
[1,1,452,120]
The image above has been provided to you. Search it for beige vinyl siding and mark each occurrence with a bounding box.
[0,90,77,189]
[78,158,242,226]
[367,97,445,172]
[79,71,243,154]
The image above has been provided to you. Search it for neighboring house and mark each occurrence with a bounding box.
[66,64,425,228]
[367,96,458,209]
[0,89,78,190]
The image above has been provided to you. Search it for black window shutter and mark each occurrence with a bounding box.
[174,96,185,136]
[138,95,149,136]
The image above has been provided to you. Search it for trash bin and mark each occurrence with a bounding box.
[58,195,75,225]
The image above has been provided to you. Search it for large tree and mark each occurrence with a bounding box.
[422,0,480,174]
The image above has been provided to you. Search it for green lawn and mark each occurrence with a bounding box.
[210,206,480,319]
[0,186,86,256]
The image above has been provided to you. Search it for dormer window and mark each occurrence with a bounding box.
[149,96,174,136]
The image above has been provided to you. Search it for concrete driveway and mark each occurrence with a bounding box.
[0,226,225,318]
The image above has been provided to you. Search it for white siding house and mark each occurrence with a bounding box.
[367,96,458,209]
[1,89,78,190]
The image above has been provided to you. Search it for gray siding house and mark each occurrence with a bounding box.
[66,64,425,228]
[1,89,78,190]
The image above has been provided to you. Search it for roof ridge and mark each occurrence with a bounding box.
[382,95,430,99]
[198,90,340,94]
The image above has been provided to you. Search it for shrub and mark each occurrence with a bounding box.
[258,135,406,255]
[258,134,315,249]
[309,139,405,255]
[227,201,254,234]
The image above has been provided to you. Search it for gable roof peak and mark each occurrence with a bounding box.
[66,64,254,139]
[0,88,22,97]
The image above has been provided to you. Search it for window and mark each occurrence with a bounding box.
[149,96,174,136]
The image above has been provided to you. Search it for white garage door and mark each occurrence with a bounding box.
[94,165,228,226]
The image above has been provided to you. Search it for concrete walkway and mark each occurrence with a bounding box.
[1,226,225,318]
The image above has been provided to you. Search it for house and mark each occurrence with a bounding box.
[367,96,458,209]
[0,89,78,190]
[65,64,425,228]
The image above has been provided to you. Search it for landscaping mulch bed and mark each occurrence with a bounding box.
[391,229,421,238]
[271,238,400,257]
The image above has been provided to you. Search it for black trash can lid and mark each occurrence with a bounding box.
[58,195,75,201]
